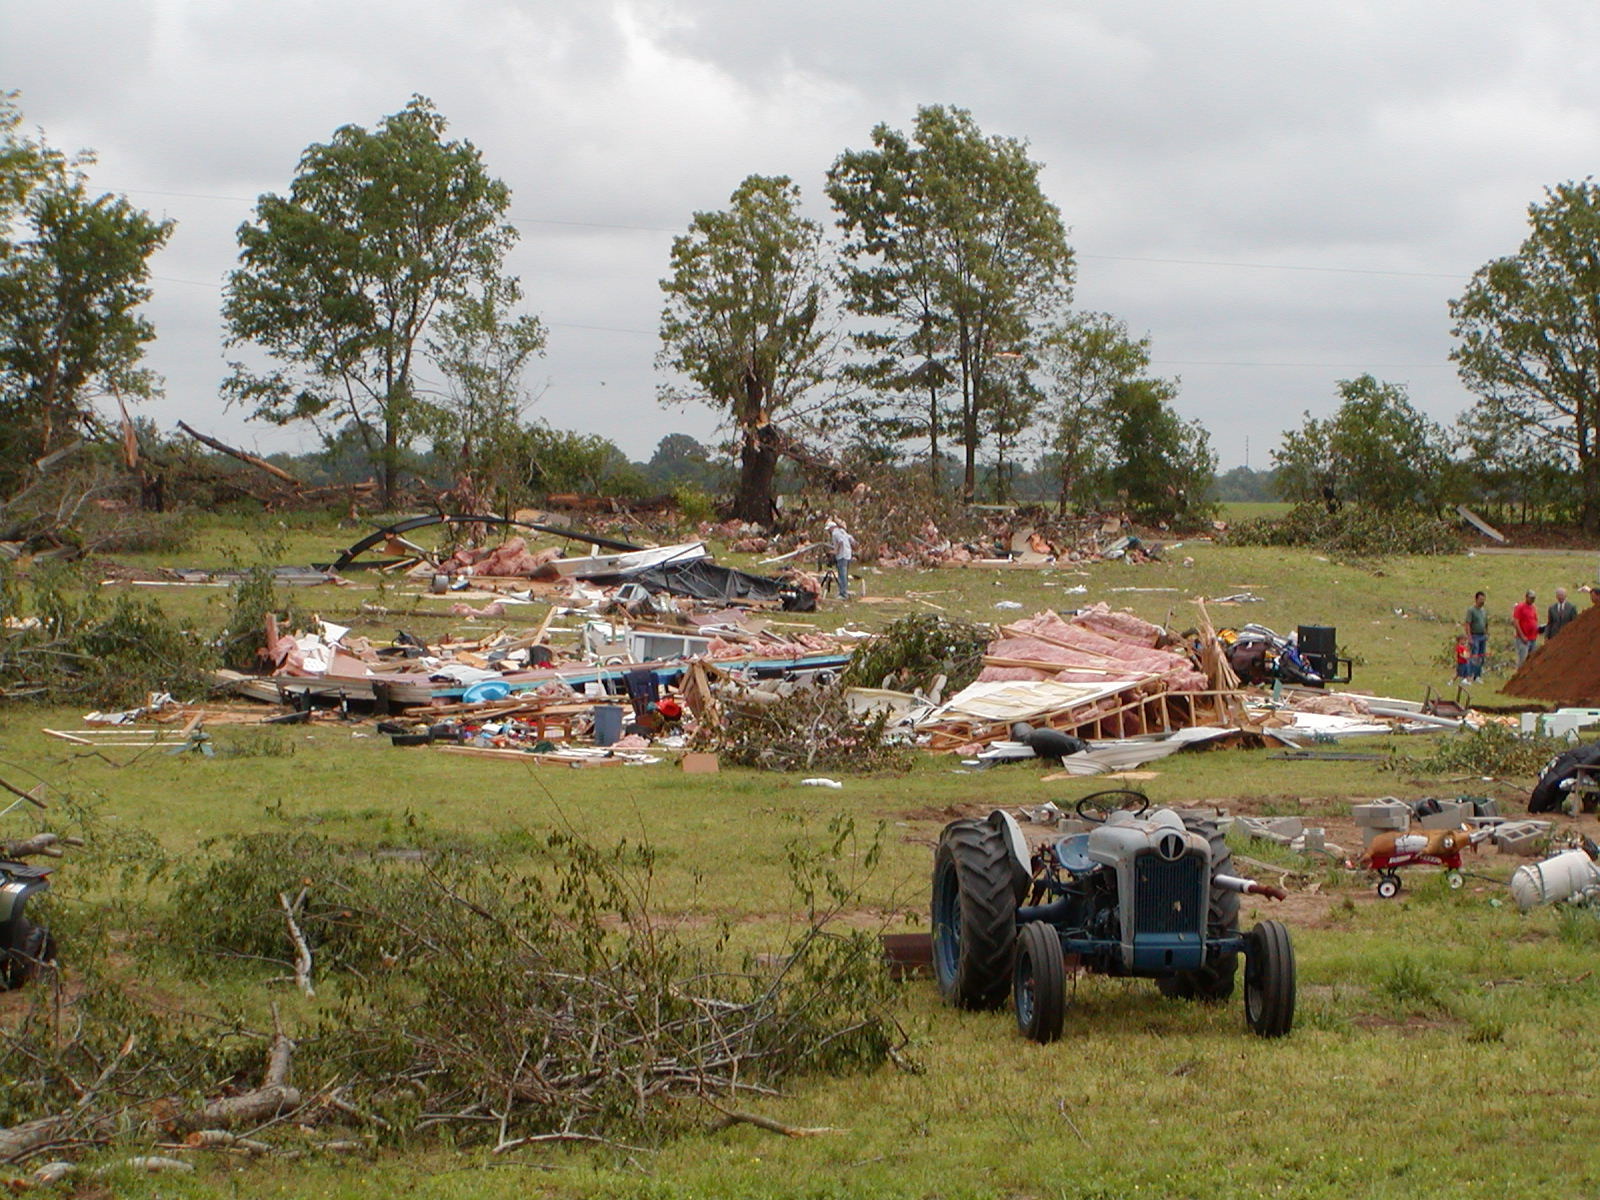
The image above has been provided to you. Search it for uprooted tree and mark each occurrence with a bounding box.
[657,175,837,525]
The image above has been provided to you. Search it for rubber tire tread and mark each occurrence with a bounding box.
[1529,743,1600,813]
[1244,919,1296,1038]
[0,917,49,991]
[1014,922,1066,1044]
[932,819,1017,1010]
[1158,819,1240,1001]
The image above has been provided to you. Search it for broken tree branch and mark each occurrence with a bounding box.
[279,889,315,998]
[176,422,301,487]
[702,1097,841,1138]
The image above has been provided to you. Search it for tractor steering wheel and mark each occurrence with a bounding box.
[1075,789,1151,824]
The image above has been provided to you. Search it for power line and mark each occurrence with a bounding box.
[1152,358,1454,369]
[1079,252,1465,281]
[116,187,1471,279]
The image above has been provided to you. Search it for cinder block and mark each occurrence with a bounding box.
[1493,822,1551,855]
[1418,801,1474,830]
[1352,801,1410,829]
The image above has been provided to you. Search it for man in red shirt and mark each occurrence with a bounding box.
[1512,590,1541,666]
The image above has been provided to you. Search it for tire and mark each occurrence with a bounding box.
[1014,922,1066,1044]
[0,917,53,990]
[1376,875,1400,900]
[1529,743,1600,813]
[932,818,1018,1010]
[1244,920,1295,1038]
[1158,819,1240,1002]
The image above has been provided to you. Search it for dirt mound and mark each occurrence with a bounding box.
[1503,602,1600,703]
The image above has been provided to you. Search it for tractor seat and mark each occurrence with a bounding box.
[1053,834,1094,874]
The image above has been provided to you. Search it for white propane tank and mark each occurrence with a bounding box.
[1509,849,1600,911]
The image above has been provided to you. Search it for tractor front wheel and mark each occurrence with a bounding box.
[1244,920,1295,1038]
[932,818,1018,1010]
[1014,922,1066,1043]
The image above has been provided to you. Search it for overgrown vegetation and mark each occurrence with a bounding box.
[1227,501,1463,558]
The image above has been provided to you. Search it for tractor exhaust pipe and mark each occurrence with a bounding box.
[1214,874,1288,901]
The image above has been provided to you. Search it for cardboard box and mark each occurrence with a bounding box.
[680,752,720,775]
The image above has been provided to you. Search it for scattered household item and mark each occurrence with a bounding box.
[1510,845,1600,911]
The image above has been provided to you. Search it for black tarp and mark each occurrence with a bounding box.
[589,559,815,611]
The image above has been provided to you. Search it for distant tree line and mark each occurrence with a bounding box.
[6,89,1600,530]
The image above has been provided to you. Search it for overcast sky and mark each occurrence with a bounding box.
[5,0,1599,471]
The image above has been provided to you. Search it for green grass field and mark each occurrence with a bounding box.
[4,516,1600,1197]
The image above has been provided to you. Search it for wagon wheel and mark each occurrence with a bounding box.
[1375,873,1401,900]
[1446,871,1465,890]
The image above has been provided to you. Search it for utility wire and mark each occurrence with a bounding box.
[118,187,1468,281]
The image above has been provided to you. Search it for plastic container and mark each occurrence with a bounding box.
[593,705,624,746]
[1510,849,1600,911]
[462,680,511,704]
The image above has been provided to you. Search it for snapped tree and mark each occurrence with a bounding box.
[1450,180,1600,531]
[828,105,1073,500]
[657,175,833,525]
[0,93,173,496]
[1272,375,1451,511]
[223,96,525,508]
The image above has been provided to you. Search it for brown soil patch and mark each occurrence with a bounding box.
[1503,601,1600,704]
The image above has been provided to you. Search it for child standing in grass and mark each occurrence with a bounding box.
[1454,633,1471,683]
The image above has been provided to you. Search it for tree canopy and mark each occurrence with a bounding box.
[657,174,833,524]
[223,96,524,507]
[828,105,1074,499]
[1273,375,1451,511]
[0,93,172,495]
[1450,179,1600,530]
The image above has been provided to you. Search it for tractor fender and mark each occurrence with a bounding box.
[986,810,1032,903]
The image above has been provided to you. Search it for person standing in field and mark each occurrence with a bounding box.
[1547,587,1578,642]
[1512,590,1540,665]
[826,518,855,601]
[1464,591,1488,680]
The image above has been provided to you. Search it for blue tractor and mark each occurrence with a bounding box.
[931,790,1295,1042]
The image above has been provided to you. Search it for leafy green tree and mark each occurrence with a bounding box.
[1103,378,1216,524]
[657,175,833,525]
[641,433,730,493]
[828,105,1074,500]
[223,96,523,508]
[1035,312,1152,512]
[1273,375,1451,511]
[0,93,173,495]
[1450,180,1600,530]
[425,275,546,510]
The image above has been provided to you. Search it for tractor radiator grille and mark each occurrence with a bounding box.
[1132,853,1203,935]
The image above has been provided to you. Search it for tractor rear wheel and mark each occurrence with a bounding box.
[0,917,54,990]
[1014,922,1065,1044]
[1157,819,1240,1002]
[1244,919,1295,1038]
[932,818,1018,1010]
